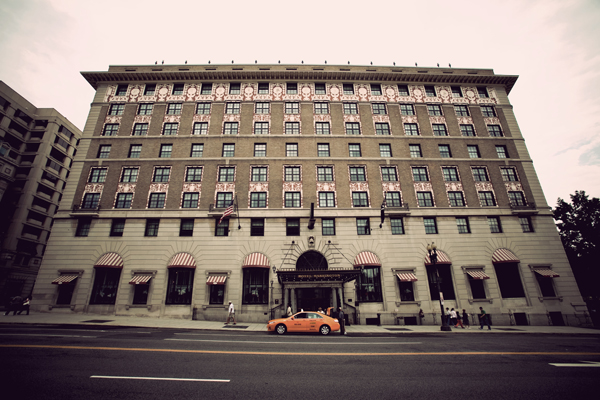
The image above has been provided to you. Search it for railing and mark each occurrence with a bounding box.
[270,303,285,320]
[71,204,100,213]
[384,204,410,215]
[510,202,537,213]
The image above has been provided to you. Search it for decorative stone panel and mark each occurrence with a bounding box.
[117,183,136,193]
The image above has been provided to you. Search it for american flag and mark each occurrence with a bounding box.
[219,200,234,224]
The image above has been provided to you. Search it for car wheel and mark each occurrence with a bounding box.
[276,324,287,335]
[320,325,331,335]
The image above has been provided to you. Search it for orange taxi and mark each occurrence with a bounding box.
[267,311,340,335]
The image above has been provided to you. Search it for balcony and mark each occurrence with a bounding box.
[70,204,100,217]
[510,202,538,215]
[208,203,238,218]
[384,204,411,216]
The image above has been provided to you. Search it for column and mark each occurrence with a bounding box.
[283,287,289,314]
[291,288,297,313]
[332,287,337,310]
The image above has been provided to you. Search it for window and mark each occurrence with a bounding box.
[357,266,382,301]
[218,167,235,182]
[167,103,182,115]
[352,192,369,207]
[379,144,392,157]
[103,123,119,136]
[285,102,299,114]
[488,217,502,233]
[381,167,397,181]
[185,167,203,182]
[215,219,229,236]
[225,102,240,114]
[424,86,436,97]
[109,104,124,115]
[165,268,194,304]
[216,192,233,207]
[398,278,415,302]
[454,105,469,116]
[133,123,148,136]
[285,192,301,207]
[286,143,298,157]
[397,85,410,96]
[519,216,534,233]
[472,167,489,181]
[479,192,496,207]
[193,122,208,135]
[535,271,555,297]
[346,122,361,135]
[318,192,335,207]
[317,166,333,181]
[508,191,526,206]
[371,84,382,96]
[315,83,326,94]
[153,167,170,182]
[494,263,525,298]
[284,122,299,135]
[251,166,267,182]
[432,124,448,136]
[426,265,455,301]
[254,143,266,157]
[349,166,366,181]
[314,102,329,114]
[409,144,422,158]
[372,103,386,114]
[356,218,371,235]
[448,192,465,207]
[121,167,138,183]
[442,167,459,182]
[163,123,178,135]
[467,145,480,158]
[438,144,452,158]
[501,167,518,182]
[75,218,91,237]
[287,83,297,94]
[349,143,361,157]
[481,106,496,117]
[390,218,404,234]
[196,102,211,114]
[417,192,434,207]
[375,123,391,135]
[172,84,184,95]
[159,144,173,158]
[144,84,156,96]
[250,192,267,208]
[82,193,100,209]
[179,219,194,236]
[468,272,487,300]
[97,145,111,159]
[258,83,269,94]
[315,122,330,135]
[427,104,442,116]
[201,83,212,95]
[229,83,241,94]
[496,145,509,159]
[343,84,354,95]
[255,102,270,114]
[191,144,204,157]
[451,86,462,97]
[251,218,264,236]
[477,87,489,98]
[322,218,335,235]
[460,124,476,137]
[129,145,141,158]
[254,122,269,135]
[317,143,330,157]
[424,217,438,234]
[89,268,121,305]
[110,219,125,237]
[488,125,503,137]
[343,103,358,114]
[400,104,415,116]
[404,123,419,136]
[412,167,429,181]
[283,166,301,182]
[145,219,160,236]
[386,192,402,207]
[223,122,238,135]
[115,193,133,209]
[148,193,166,208]
[89,168,107,183]
[286,218,300,236]
[456,217,470,233]
[242,268,268,304]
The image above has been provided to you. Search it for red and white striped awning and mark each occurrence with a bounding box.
[492,248,520,264]
[424,250,451,265]
[206,275,227,285]
[533,268,560,278]
[465,269,490,280]
[94,252,124,269]
[396,272,418,282]
[353,251,381,267]
[51,274,79,285]
[242,253,270,269]
[168,253,196,269]
[129,274,153,285]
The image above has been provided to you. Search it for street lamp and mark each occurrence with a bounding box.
[427,243,451,331]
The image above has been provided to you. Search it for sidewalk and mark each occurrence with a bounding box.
[1,312,598,335]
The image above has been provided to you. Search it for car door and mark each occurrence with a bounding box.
[306,313,322,332]
[289,313,307,332]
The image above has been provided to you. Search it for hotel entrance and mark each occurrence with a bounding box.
[296,288,332,312]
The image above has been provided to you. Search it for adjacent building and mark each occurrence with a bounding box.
[30,64,587,326]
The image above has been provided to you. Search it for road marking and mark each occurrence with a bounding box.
[91,375,229,382]
[549,361,600,367]
[2,344,600,357]
[166,339,421,345]
[0,334,96,338]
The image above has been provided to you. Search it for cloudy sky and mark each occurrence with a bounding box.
[1,0,598,206]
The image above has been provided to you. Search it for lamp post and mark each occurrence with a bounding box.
[427,243,451,331]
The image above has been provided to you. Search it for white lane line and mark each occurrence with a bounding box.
[549,361,600,367]
[0,333,96,338]
[0,328,107,333]
[91,375,230,382]
[165,339,420,345]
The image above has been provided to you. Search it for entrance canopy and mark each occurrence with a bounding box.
[277,267,361,284]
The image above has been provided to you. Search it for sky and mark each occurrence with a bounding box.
[0,0,599,206]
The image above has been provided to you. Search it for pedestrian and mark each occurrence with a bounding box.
[17,297,30,315]
[338,307,346,335]
[4,295,23,316]
[445,307,451,327]
[462,309,470,329]
[286,304,292,317]
[454,309,464,328]
[317,307,323,314]
[418,309,425,325]
[479,306,491,330]
[225,301,236,325]
[450,308,458,327]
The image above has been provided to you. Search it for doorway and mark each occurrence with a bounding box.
[297,288,331,312]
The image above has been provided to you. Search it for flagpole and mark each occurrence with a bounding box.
[236,195,241,230]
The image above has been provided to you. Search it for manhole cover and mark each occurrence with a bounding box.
[385,328,412,331]
[81,320,114,323]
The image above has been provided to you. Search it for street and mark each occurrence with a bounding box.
[0,324,599,399]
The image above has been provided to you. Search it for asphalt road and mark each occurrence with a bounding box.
[0,324,598,399]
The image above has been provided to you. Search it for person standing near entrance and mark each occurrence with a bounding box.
[225,301,236,325]
[479,306,491,330]
[286,304,292,317]
[338,307,346,335]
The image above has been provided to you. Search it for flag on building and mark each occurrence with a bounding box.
[219,200,235,224]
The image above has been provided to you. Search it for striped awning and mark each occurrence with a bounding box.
[51,274,79,285]
[465,269,490,280]
[129,274,153,285]
[353,251,381,267]
[94,252,124,269]
[533,268,560,278]
[206,275,227,285]
[168,253,196,269]
[424,250,451,265]
[242,253,270,269]
[396,272,418,282]
[492,248,520,264]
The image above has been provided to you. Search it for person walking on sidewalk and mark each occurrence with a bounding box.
[462,309,470,329]
[454,309,464,328]
[445,307,451,327]
[450,308,458,327]
[17,297,30,315]
[338,307,346,335]
[225,301,236,325]
[479,306,491,330]
[4,295,23,316]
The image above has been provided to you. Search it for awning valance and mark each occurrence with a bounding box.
[94,252,124,269]
[51,274,79,285]
[533,268,560,278]
[242,253,270,269]
[129,274,153,285]
[492,248,519,264]
[424,250,451,265]
[396,272,418,282]
[207,275,227,285]
[353,251,381,267]
[465,269,490,280]
[168,253,196,269]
